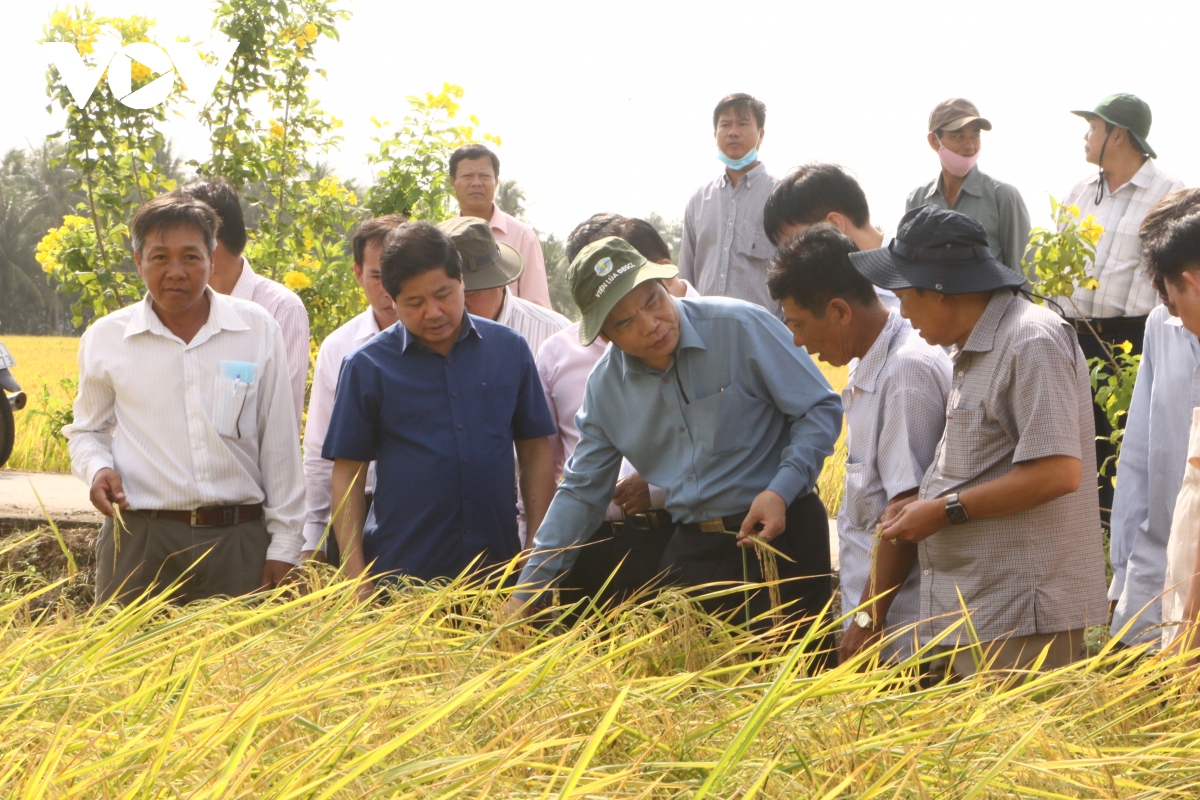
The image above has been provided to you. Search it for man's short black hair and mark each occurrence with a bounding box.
[379,221,463,297]
[448,144,500,180]
[180,177,247,256]
[613,218,672,264]
[763,163,872,247]
[713,93,766,130]
[352,214,407,268]
[1143,194,1200,285]
[566,213,625,263]
[130,191,220,258]
[767,223,879,316]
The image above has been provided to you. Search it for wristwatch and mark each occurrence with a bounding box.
[945,493,969,525]
[853,611,883,631]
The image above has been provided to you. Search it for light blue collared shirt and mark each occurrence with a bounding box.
[1110,305,1200,646]
[517,296,843,598]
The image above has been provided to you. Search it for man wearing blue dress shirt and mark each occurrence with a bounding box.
[514,236,843,630]
[324,221,557,600]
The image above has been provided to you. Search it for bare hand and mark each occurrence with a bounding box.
[738,490,787,547]
[880,498,947,544]
[612,473,652,515]
[89,468,130,517]
[839,619,883,664]
[259,559,298,590]
[882,494,919,525]
[502,594,536,620]
[355,578,377,604]
[300,549,328,564]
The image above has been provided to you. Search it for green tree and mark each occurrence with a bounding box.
[645,212,683,264]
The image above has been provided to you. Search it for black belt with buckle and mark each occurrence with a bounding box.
[1066,315,1148,336]
[620,509,673,531]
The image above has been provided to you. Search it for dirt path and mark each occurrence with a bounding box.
[0,469,101,533]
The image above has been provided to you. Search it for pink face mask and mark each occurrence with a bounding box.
[937,144,979,178]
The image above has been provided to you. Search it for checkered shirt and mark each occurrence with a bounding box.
[917,291,1109,642]
[1061,159,1184,319]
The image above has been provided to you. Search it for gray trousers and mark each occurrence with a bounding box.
[928,628,1087,680]
[95,511,269,604]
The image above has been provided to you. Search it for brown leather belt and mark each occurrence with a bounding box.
[619,509,673,532]
[1066,315,1148,336]
[142,503,264,528]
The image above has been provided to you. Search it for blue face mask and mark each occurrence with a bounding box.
[718,147,758,171]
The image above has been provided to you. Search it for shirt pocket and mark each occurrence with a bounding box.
[736,225,774,263]
[936,404,1005,481]
[211,375,255,440]
[687,384,749,457]
[841,461,880,532]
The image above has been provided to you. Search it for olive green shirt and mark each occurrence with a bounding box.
[905,166,1031,276]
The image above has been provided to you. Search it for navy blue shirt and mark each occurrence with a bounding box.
[322,313,556,581]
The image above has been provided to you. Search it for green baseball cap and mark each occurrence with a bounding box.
[1071,93,1156,159]
[569,237,678,345]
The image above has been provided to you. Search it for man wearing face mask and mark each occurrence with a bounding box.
[905,99,1031,276]
[680,93,781,315]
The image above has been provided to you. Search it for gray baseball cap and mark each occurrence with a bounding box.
[436,217,524,290]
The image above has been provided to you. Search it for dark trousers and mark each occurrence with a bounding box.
[95,511,269,605]
[557,519,674,607]
[658,491,833,633]
[1074,320,1147,526]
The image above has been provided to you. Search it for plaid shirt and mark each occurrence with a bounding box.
[918,291,1109,642]
[839,311,952,652]
[1061,159,1184,319]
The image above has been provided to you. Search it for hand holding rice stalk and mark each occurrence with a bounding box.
[723,529,795,627]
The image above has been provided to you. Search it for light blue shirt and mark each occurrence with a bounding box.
[1110,305,1200,646]
[517,297,843,598]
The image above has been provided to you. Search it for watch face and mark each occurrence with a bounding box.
[854,611,874,629]
[947,503,969,525]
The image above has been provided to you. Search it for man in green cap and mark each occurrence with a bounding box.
[512,236,843,633]
[1062,93,1184,526]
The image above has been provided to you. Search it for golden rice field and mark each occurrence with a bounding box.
[0,335,852,514]
[1,527,1198,799]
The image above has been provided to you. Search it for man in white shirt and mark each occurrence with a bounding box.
[450,144,551,308]
[1061,95,1184,525]
[301,215,404,563]
[64,192,305,604]
[1109,189,1200,649]
[763,163,901,312]
[767,224,952,662]
[437,216,569,541]
[182,178,311,423]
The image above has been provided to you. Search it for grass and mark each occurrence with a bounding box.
[2,334,77,472]
[2,528,1199,798]
[0,338,855,516]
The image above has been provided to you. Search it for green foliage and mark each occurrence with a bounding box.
[364,84,499,221]
[542,232,579,321]
[27,377,77,446]
[1026,195,1140,477]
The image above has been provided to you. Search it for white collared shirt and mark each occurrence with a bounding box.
[839,311,952,648]
[1062,159,1184,318]
[1109,306,1200,646]
[302,309,386,552]
[64,289,306,564]
[230,258,311,423]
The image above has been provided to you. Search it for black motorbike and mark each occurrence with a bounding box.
[0,327,27,468]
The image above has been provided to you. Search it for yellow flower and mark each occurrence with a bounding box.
[283,270,312,292]
[51,11,71,29]
[316,177,341,198]
[269,120,285,139]
[303,23,318,41]
[1067,204,1081,217]
[330,116,343,130]
[1079,215,1104,246]
[130,61,151,82]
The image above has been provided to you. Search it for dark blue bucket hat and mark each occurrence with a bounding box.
[849,206,1028,295]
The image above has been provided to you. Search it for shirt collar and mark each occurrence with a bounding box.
[928,165,982,200]
[487,204,508,234]
[229,257,258,300]
[355,308,386,344]
[847,310,903,394]
[619,298,706,377]
[960,290,1019,354]
[123,286,249,342]
[495,285,515,328]
[1081,158,1157,191]
[398,310,478,355]
[719,161,766,189]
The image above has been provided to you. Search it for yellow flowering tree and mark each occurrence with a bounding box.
[37,7,184,328]
[1024,197,1138,478]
